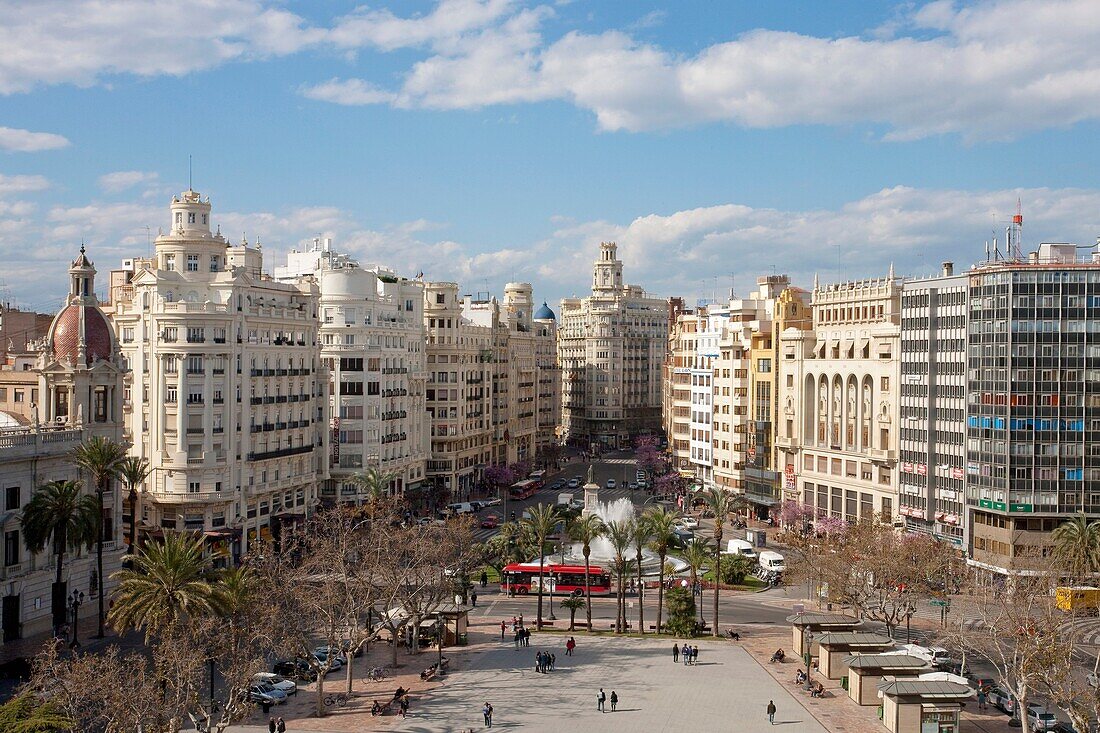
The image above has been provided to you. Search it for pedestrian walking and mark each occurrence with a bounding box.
[977,689,987,711]
[471,589,478,607]
[610,691,618,712]
[481,570,489,588]
[535,651,542,672]
[566,637,576,656]
[597,688,606,712]
[514,631,520,650]
[483,701,494,728]
[501,620,506,640]
[767,700,776,724]
[672,643,679,663]
[276,717,286,733]
[268,718,276,733]
[550,653,556,671]
[691,646,699,665]
[681,643,689,665]
[524,628,531,647]
[399,695,409,718]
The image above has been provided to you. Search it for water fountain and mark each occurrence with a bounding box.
[558,497,688,576]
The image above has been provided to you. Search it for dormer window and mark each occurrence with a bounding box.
[165,254,175,271]
[188,212,196,224]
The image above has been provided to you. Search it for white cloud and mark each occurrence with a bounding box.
[0,0,321,94]
[0,126,70,152]
[0,174,49,195]
[329,0,515,52]
[304,0,1100,141]
[301,78,397,106]
[4,182,1100,314]
[97,170,159,193]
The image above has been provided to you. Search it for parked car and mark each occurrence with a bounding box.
[252,672,297,696]
[1088,671,1099,688]
[988,686,1016,715]
[312,647,345,671]
[248,682,287,705]
[1026,705,1059,732]
[678,516,699,530]
[1051,722,1079,733]
[480,514,500,529]
[481,497,502,507]
[272,659,317,681]
[469,501,483,512]
[606,479,617,489]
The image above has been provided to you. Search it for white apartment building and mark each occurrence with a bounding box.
[533,302,561,458]
[0,246,127,642]
[108,190,326,562]
[275,240,429,507]
[777,271,902,524]
[899,263,969,548]
[560,242,668,449]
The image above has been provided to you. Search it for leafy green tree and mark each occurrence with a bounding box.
[72,435,128,637]
[116,456,151,556]
[603,518,634,633]
[1052,514,1100,576]
[704,487,734,636]
[718,554,755,585]
[560,594,585,631]
[0,691,73,732]
[645,506,679,634]
[570,514,605,632]
[522,503,559,630]
[21,479,99,633]
[108,532,223,638]
[664,587,697,638]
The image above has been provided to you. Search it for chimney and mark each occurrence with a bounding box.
[941,261,954,277]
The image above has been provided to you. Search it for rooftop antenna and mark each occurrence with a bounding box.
[188,154,193,191]
[144,225,152,257]
[1010,199,1024,261]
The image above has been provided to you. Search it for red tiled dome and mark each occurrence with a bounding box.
[51,305,113,366]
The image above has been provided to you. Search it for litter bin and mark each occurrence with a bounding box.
[877,705,883,720]
[841,676,848,691]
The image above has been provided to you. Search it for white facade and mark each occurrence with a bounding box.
[108,190,325,561]
[777,272,902,524]
[275,240,428,505]
[560,242,668,448]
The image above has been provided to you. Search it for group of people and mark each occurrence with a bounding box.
[266,717,287,733]
[534,650,556,673]
[672,642,700,665]
[596,688,619,712]
[770,648,786,663]
[793,670,826,697]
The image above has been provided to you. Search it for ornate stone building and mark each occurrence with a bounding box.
[778,271,902,524]
[560,242,668,449]
[107,190,325,562]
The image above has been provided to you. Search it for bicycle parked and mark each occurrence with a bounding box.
[323,692,350,707]
[365,666,388,682]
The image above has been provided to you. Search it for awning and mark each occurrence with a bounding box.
[203,528,240,539]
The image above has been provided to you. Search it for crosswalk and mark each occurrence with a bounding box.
[598,458,639,466]
[1058,617,1100,646]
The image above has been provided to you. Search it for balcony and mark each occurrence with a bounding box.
[247,444,314,462]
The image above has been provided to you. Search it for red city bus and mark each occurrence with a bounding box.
[501,562,613,596]
[528,470,547,485]
[509,479,539,500]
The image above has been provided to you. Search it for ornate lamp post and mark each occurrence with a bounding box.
[68,590,85,647]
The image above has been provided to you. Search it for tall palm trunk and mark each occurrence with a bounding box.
[635,550,644,635]
[96,484,105,638]
[127,486,138,555]
[583,546,593,632]
[656,550,666,634]
[712,525,723,637]
[616,566,625,632]
[536,551,546,630]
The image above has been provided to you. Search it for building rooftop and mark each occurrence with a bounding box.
[845,653,929,670]
[877,679,972,699]
[814,632,894,647]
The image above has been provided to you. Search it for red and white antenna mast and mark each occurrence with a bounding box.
[1009,198,1024,261]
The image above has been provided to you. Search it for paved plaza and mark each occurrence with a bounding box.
[387,634,828,733]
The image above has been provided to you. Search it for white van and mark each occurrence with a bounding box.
[446,502,476,515]
[758,550,785,573]
[897,643,951,667]
[722,539,757,559]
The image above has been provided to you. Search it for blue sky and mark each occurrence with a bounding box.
[3,0,1100,313]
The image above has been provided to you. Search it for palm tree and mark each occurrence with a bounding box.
[603,518,634,633]
[560,594,585,631]
[631,516,652,634]
[108,532,223,637]
[644,506,679,634]
[704,487,734,637]
[1052,514,1100,576]
[352,466,398,511]
[216,566,258,616]
[72,436,128,638]
[116,456,150,556]
[570,514,605,632]
[522,503,558,630]
[681,538,712,628]
[21,480,98,634]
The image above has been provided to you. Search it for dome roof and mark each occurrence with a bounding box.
[51,304,114,366]
[533,301,556,321]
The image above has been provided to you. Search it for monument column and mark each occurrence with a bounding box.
[581,464,600,517]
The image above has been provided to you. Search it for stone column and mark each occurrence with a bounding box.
[176,355,186,454]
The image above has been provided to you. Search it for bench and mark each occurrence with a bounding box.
[419,657,450,681]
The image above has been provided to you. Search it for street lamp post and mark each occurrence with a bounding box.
[547,553,557,621]
[803,628,814,690]
[68,590,85,647]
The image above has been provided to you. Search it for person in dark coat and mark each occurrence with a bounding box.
[767,700,776,724]
[672,643,679,662]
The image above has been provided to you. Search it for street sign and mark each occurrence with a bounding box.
[929,599,949,607]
